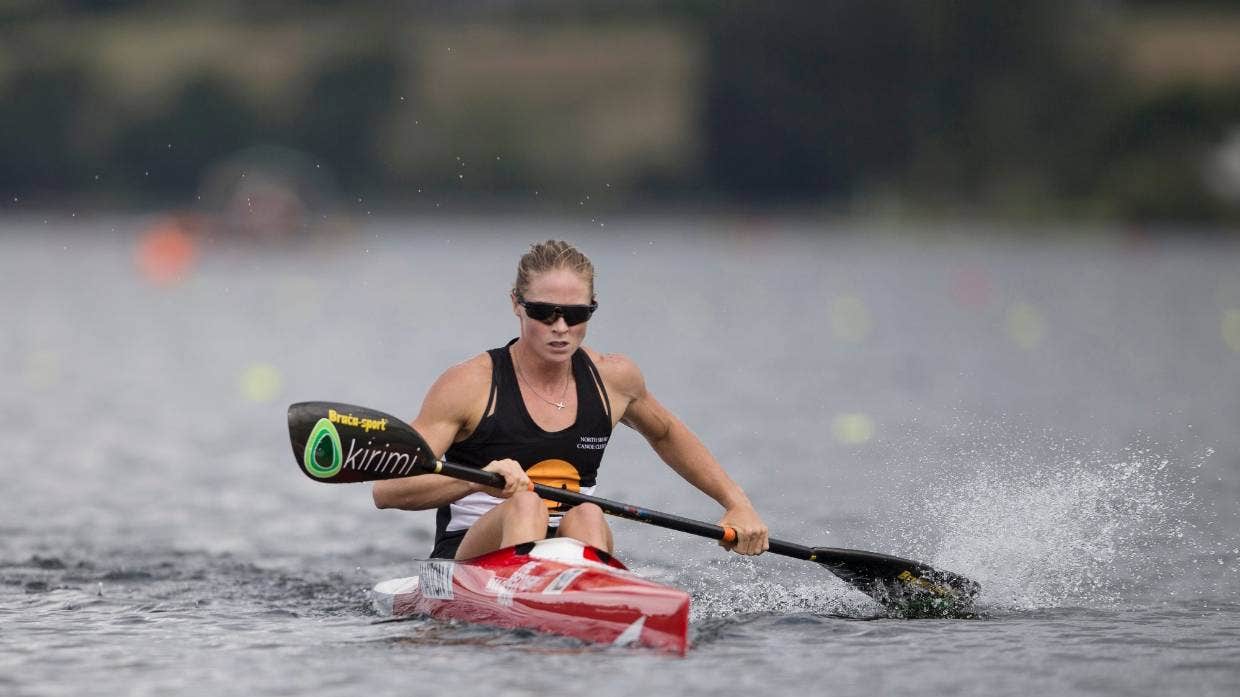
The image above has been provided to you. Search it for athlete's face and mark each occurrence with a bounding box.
[513,269,594,363]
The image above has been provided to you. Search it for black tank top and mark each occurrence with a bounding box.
[435,339,613,544]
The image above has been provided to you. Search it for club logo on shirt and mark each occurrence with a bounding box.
[577,435,608,451]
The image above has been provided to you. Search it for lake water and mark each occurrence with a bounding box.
[2,216,1238,696]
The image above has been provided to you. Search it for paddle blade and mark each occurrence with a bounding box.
[287,401,437,483]
[811,547,980,618]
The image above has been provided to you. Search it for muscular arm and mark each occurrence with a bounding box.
[627,393,752,510]
[372,357,492,510]
[601,353,770,555]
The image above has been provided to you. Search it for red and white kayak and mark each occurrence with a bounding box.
[371,537,690,654]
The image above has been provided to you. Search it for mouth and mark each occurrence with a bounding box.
[548,340,571,350]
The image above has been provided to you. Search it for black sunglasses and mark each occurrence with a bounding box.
[516,297,598,326]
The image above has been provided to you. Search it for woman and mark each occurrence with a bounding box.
[373,240,768,560]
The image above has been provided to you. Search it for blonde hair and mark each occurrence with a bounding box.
[512,240,596,299]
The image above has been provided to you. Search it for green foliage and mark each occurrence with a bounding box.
[293,53,403,191]
[0,3,1237,223]
[0,65,92,191]
[114,74,259,195]
[703,1,1113,206]
[1096,85,1240,221]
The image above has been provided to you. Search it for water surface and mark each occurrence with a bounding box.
[2,218,1237,696]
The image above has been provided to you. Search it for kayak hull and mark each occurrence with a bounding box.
[372,537,690,655]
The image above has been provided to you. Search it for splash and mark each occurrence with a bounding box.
[662,556,878,622]
[885,433,1222,612]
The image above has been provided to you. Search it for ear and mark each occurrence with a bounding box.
[510,291,522,317]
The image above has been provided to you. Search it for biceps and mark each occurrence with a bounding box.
[410,416,460,458]
[622,395,674,443]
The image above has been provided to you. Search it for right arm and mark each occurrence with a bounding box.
[372,355,528,510]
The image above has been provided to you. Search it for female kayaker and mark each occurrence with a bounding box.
[372,240,769,560]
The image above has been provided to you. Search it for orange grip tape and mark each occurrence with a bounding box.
[722,527,738,544]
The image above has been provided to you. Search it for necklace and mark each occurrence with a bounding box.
[512,353,571,411]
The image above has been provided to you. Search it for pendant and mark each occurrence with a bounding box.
[554,401,566,410]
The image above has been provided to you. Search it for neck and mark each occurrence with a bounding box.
[511,340,572,384]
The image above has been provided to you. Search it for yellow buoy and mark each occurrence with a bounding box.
[1223,309,1240,353]
[1006,302,1045,350]
[832,413,875,445]
[240,363,283,403]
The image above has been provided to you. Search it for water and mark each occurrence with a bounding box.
[2,217,1238,696]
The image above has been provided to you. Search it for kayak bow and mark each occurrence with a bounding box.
[372,537,690,654]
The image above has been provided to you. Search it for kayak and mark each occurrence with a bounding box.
[371,537,691,654]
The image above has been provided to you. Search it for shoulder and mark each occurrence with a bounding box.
[420,352,494,418]
[444,351,494,383]
[582,346,646,400]
[410,352,494,452]
[583,346,674,435]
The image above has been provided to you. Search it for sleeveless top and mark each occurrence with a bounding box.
[435,339,614,544]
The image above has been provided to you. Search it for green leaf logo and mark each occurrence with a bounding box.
[303,418,342,479]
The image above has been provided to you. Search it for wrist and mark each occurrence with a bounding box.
[721,492,754,512]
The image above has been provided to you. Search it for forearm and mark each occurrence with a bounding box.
[373,473,477,511]
[648,421,752,511]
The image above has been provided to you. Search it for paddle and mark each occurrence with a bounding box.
[288,401,980,617]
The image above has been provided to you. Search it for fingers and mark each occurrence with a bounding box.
[740,526,770,556]
[719,527,769,555]
[718,508,770,556]
[740,530,770,555]
[480,459,530,498]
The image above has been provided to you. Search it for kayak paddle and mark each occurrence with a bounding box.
[287,401,980,617]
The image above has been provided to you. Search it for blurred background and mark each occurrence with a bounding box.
[3,0,1240,547]
[3,5,1240,692]
[3,0,1239,541]
[2,0,1240,225]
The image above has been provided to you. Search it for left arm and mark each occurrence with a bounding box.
[602,353,769,555]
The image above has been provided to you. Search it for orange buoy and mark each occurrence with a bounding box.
[135,216,198,286]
